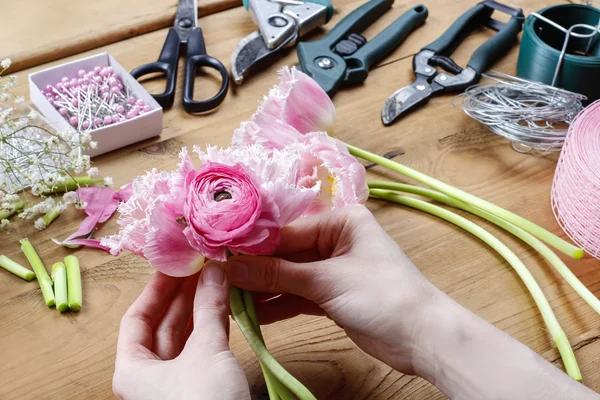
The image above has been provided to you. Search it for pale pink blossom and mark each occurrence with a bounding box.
[103,146,318,274]
[292,132,368,214]
[233,67,336,149]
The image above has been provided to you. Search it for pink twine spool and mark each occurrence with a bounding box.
[551,100,600,259]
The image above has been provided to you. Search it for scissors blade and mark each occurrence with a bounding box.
[174,0,198,42]
[382,78,433,126]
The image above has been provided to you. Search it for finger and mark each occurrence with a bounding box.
[117,271,182,357]
[224,255,329,301]
[255,294,325,325]
[153,272,200,360]
[184,261,231,355]
[275,210,346,257]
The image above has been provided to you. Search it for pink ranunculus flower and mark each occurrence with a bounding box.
[182,161,280,261]
[233,67,336,150]
[102,146,319,275]
[294,132,369,214]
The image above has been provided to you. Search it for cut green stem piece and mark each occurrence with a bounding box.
[0,254,35,281]
[243,290,294,400]
[0,200,24,220]
[65,255,82,312]
[20,239,55,307]
[50,177,104,193]
[42,204,64,226]
[369,189,582,381]
[51,262,69,312]
[368,181,600,318]
[230,286,316,400]
[347,143,583,259]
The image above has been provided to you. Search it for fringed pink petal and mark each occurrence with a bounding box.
[282,67,336,135]
[143,201,205,277]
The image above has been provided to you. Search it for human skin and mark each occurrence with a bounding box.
[114,205,599,399]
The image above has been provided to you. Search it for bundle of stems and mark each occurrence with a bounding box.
[346,143,593,381]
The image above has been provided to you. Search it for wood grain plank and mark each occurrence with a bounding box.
[1,0,600,398]
[1,0,241,73]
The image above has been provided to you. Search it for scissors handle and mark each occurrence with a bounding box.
[130,28,181,109]
[183,28,229,113]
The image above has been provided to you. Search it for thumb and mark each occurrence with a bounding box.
[224,255,327,301]
[185,261,230,354]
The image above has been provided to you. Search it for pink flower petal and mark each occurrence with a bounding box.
[117,183,133,202]
[282,68,336,135]
[143,201,205,277]
[263,180,319,225]
[52,237,109,251]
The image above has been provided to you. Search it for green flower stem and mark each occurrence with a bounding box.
[65,255,82,311]
[230,286,316,400]
[51,262,69,312]
[368,181,600,318]
[243,290,294,400]
[0,200,24,219]
[369,189,582,381]
[347,143,583,259]
[0,254,35,281]
[42,204,63,226]
[20,239,55,307]
[50,177,103,193]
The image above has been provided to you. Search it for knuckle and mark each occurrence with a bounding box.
[196,293,229,314]
[260,257,281,291]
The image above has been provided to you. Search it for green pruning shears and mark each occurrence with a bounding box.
[297,0,428,97]
[381,0,524,126]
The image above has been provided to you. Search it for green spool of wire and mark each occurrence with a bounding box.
[517,4,600,103]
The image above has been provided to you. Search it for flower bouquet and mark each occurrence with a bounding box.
[104,67,598,396]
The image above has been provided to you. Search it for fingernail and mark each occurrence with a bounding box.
[225,260,249,283]
[201,261,224,286]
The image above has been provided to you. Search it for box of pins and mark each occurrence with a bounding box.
[28,52,162,157]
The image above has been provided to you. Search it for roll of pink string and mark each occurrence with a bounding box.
[551,100,600,260]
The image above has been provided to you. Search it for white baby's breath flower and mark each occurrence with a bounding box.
[1,58,11,69]
[34,217,47,231]
[31,182,50,196]
[62,191,77,205]
[26,110,37,120]
[45,135,59,146]
[104,176,114,187]
[14,96,24,104]
[81,155,91,170]
[0,219,9,229]
[80,132,92,144]
[7,75,17,85]
[4,194,20,202]
[29,154,40,166]
[89,141,98,149]
[75,200,88,210]
[0,93,9,102]
[87,167,99,178]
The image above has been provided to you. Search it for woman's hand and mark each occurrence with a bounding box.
[221,205,600,400]
[219,204,441,375]
[113,264,250,400]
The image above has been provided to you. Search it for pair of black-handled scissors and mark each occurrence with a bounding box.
[131,0,229,114]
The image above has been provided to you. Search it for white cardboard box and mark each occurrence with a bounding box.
[29,52,162,157]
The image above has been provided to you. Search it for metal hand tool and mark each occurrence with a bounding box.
[131,0,229,114]
[231,0,334,84]
[297,0,428,97]
[382,0,524,126]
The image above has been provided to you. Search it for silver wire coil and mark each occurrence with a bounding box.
[453,71,586,153]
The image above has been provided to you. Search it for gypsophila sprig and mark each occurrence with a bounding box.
[0,56,112,231]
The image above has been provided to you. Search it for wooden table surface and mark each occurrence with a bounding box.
[1,0,240,73]
[2,1,600,399]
